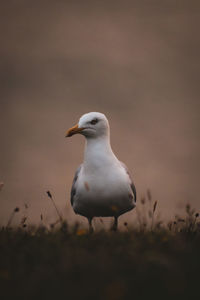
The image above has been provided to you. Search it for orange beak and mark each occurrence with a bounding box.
[65,124,84,137]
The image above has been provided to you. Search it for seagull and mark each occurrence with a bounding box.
[66,112,136,231]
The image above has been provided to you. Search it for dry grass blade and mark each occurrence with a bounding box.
[21,216,27,226]
[46,191,63,223]
[153,201,157,213]
[6,207,20,228]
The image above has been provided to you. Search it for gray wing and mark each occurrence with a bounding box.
[71,164,82,206]
[120,161,136,202]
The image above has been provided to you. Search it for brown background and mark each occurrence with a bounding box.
[0,0,200,226]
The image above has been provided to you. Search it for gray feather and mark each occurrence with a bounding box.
[120,161,136,202]
[130,182,136,202]
[71,164,82,206]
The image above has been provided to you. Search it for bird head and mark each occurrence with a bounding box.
[66,112,109,139]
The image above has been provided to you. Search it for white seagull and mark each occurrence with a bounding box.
[66,112,136,231]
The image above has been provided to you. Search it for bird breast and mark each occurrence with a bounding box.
[77,165,132,200]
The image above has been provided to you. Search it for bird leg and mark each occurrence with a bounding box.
[112,216,118,231]
[88,217,93,233]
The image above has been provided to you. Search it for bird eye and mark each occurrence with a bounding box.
[90,118,98,125]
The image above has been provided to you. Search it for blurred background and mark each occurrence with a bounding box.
[0,0,200,226]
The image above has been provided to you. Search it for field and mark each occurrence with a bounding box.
[0,200,200,300]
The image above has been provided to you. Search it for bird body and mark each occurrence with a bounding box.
[66,112,136,230]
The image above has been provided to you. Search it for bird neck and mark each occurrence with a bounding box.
[83,135,117,171]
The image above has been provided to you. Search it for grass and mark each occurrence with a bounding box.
[0,193,200,300]
[0,225,200,300]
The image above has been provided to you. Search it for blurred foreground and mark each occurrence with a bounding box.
[0,209,200,300]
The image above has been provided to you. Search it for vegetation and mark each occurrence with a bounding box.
[0,192,200,300]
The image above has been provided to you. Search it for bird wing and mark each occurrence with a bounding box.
[71,164,82,206]
[120,161,136,202]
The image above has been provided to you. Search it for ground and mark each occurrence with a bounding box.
[0,221,200,300]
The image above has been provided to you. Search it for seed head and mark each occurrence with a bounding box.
[46,191,52,198]
[153,201,157,213]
